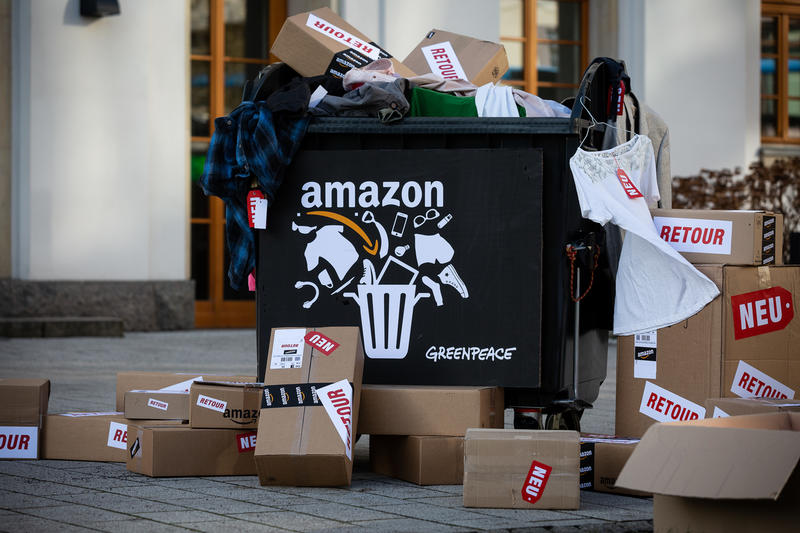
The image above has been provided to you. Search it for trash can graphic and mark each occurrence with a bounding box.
[344,284,429,359]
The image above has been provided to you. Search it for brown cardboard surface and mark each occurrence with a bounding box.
[127,424,258,477]
[370,435,464,485]
[463,429,579,509]
[189,382,263,429]
[722,266,799,397]
[402,29,508,86]
[579,435,647,497]
[0,378,50,426]
[254,326,364,486]
[42,413,130,462]
[705,397,800,418]
[651,209,784,265]
[617,412,800,498]
[115,372,256,411]
[616,265,723,438]
[359,385,504,436]
[616,265,799,438]
[617,413,800,532]
[270,8,414,80]
[124,390,190,420]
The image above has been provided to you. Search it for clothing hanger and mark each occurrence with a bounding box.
[578,96,638,150]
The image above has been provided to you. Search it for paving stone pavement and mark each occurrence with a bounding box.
[0,330,652,532]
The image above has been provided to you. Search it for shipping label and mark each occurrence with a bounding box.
[107,421,128,450]
[306,13,380,60]
[196,394,227,413]
[147,398,168,411]
[317,379,354,460]
[129,436,141,459]
[633,330,657,379]
[421,41,467,81]
[521,460,552,504]
[236,431,258,453]
[730,360,795,399]
[639,381,705,422]
[270,329,305,369]
[653,216,732,255]
[0,427,38,459]
[304,331,339,356]
[731,286,794,340]
[712,406,730,418]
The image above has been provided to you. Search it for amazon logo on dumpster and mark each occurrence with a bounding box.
[292,178,472,361]
[300,180,444,209]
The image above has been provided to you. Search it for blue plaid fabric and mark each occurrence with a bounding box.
[200,100,310,289]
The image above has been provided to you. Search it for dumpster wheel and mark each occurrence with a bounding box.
[544,409,582,431]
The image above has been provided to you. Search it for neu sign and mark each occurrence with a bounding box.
[304,331,339,356]
[731,287,794,340]
[236,431,257,453]
[521,460,552,504]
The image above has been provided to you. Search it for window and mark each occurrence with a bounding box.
[190,0,285,327]
[499,0,588,102]
[762,1,800,143]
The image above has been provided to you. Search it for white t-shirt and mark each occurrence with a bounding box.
[569,135,719,335]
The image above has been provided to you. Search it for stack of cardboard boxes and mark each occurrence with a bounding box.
[362,385,503,486]
[611,209,800,530]
[616,208,795,439]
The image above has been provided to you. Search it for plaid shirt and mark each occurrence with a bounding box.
[200,100,309,289]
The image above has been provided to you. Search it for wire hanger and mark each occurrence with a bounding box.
[578,96,638,150]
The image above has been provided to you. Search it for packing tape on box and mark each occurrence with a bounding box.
[758,265,771,288]
[261,382,353,409]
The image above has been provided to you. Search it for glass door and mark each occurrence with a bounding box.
[190,0,286,327]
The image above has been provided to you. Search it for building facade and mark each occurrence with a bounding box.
[0,0,779,330]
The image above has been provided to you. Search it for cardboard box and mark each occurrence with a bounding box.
[125,390,190,420]
[370,435,463,485]
[0,378,50,459]
[616,265,799,438]
[706,397,800,418]
[189,382,263,429]
[403,29,508,86]
[616,413,800,532]
[270,8,415,80]
[42,413,181,462]
[254,326,364,486]
[463,429,579,509]
[651,209,783,265]
[42,412,130,462]
[115,372,256,411]
[127,424,258,477]
[0,378,50,425]
[359,385,503,436]
[579,435,647,497]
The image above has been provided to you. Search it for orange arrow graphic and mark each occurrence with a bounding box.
[306,210,379,255]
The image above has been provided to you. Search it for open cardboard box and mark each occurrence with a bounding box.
[616,412,800,532]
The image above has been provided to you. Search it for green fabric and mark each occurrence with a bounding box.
[409,87,526,117]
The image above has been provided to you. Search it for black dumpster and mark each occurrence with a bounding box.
[256,116,614,417]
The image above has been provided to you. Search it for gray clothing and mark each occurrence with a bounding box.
[308,79,409,123]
